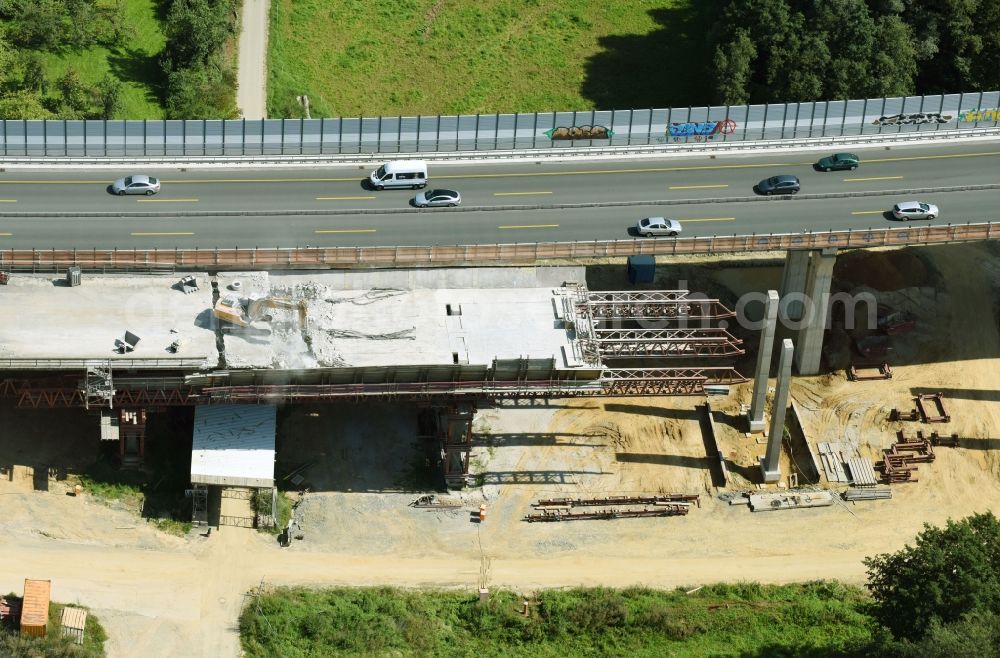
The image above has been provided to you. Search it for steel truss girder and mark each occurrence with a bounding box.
[576,298,736,321]
[592,340,745,358]
[588,327,744,358]
[15,387,196,408]
[599,367,748,396]
[580,291,691,304]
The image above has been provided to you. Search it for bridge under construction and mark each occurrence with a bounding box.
[0,266,747,487]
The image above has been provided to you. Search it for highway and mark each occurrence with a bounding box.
[0,142,998,249]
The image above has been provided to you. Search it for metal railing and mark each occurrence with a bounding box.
[0,222,995,271]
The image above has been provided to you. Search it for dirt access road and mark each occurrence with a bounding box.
[236,0,270,118]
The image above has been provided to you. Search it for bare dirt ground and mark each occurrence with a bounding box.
[1,243,998,657]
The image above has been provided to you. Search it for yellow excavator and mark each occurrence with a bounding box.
[213,295,307,330]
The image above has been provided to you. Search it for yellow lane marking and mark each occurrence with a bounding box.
[0,232,12,236]
[851,210,886,215]
[130,232,195,236]
[136,198,198,203]
[669,184,729,190]
[0,199,17,203]
[844,176,903,182]
[863,151,1000,164]
[493,191,553,196]
[681,217,736,223]
[314,229,377,234]
[0,178,357,184]
[497,224,559,229]
[0,149,995,185]
[316,196,376,200]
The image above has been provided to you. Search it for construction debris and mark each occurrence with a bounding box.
[915,393,950,423]
[747,490,835,512]
[409,494,463,509]
[846,362,892,381]
[533,494,700,508]
[176,276,199,294]
[524,504,691,522]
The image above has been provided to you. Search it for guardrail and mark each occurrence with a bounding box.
[1,126,998,167]
[1,223,995,271]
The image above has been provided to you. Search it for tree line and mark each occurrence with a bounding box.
[0,0,127,119]
[160,0,240,119]
[711,0,1000,105]
[0,0,239,120]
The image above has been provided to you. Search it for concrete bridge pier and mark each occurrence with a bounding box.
[779,247,838,376]
[760,338,793,483]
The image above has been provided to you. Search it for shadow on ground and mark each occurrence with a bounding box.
[581,5,717,110]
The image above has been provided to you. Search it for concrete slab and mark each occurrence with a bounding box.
[217,269,583,370]
[0,273,217,368]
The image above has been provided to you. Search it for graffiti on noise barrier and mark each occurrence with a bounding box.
[545,125,613,140]
[668,118,737,141]
[960,107,1000,122]
[871,112,952,126]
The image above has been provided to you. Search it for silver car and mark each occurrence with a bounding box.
[413,188,461,207]
[111,175,160,196]
[892,201,938,220]
[636,216,682,237]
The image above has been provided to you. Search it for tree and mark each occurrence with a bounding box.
[162,0,238,71]
[56,67,89,116]
[95,74,123,118]
[8,0,70,49]
[713,29,756,105]
[22,53,47,94]
[0,90,54,119]
[864,512,1000,641]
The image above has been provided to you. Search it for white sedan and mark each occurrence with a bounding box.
[413,188,461,208]
[111,175,160,196]
[636,216,682,237]
[892,201,939,220]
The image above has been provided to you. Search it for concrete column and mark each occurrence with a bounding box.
[747,290,780,432]
[795,247,838,375]
[760,339,793,483]
[779,250,810,321]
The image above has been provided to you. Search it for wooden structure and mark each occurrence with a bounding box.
[20,579,50,638]
[59,606,87,645]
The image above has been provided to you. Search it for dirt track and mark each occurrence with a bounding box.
[1,243,998,657]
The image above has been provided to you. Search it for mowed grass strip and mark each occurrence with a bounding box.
[268,0,712,118]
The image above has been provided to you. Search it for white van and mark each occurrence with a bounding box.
[369,160,428,190]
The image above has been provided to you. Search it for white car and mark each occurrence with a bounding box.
[892,201,938,220]
[413,188,461,208]
[636,216,682,237]
[111,175,160,196]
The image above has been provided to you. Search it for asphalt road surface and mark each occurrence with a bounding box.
[0,141,997,249]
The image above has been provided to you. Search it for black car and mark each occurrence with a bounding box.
[756,175,801,195]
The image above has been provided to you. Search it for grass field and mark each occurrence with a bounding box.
[8,0,166,118]
[268,0,714,118]
[240,583,874,657]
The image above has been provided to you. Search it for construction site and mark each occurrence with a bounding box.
[1,241,999,656]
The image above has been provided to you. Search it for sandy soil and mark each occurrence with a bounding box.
[0,243,998,657]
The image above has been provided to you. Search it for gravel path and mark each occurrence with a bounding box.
[236,0,270,118]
